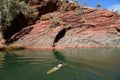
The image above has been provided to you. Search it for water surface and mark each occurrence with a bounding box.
[0,48,120,80]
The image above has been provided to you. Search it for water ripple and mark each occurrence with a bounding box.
[0,49,120,80]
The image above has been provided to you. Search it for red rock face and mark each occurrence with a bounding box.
[8,0,120,49]
[11,8,120,49]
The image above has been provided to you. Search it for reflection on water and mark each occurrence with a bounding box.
[0,52,5,69]
[0,48,120,80]
[53,50,66,62]
[46,50,66,74]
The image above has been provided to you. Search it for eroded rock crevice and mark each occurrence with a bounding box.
[52,28,66,47]
[38,1,59,16]
[7,26,33,44]
[115,27,120,32]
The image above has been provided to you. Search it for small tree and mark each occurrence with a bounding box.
[96,3,101,9]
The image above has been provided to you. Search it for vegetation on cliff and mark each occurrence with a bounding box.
[0,0,35,26]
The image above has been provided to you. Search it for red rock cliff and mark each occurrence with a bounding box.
[8,0,120,49]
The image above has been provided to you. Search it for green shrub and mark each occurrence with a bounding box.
[0,0,35,26]
[96,3,101,9]
[51,16,61,26]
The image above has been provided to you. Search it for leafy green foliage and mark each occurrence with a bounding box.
[0,0,35,26]
[96,3,101,9]
[50,16,62,27]
[51,16,61,25]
